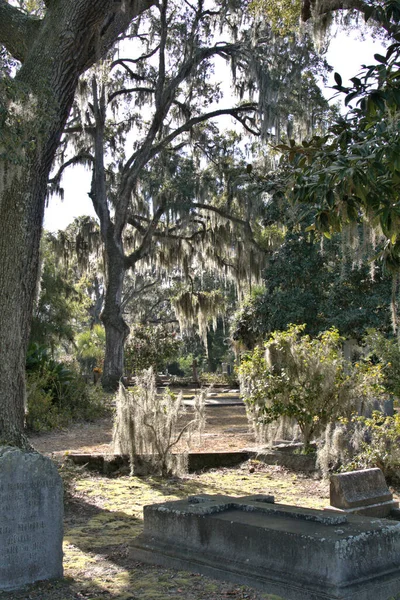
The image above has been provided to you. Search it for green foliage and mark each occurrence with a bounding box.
[25,343,108,431]
[342,412,400,479]
[125,324,181,375]
[249,0,302,34]
[25,372,62,432]
[238,324,383,448]
[167,353,194,377]
[275,10,400,268]
[363,329,400,398]
[200,372,239,386]
[76,325,106,374]
[231,230,393,347]
[30,234,90,352]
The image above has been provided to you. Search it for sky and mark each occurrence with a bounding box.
[43,28,387,233]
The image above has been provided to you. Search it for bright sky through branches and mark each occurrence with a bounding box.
[43,29,387,232]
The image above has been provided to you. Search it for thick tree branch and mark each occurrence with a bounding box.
[89,76,112,234]
[192,202,263,251]
[0,0,41,62]
[80,0,157,74]
[128,213,208,242]
[108,86,155,103]
[125,202,166,268]
[149,104,257,158]
[155,0,168,111]
[111,45,160,70]
[302,0,394,35]
[114,42,243,236]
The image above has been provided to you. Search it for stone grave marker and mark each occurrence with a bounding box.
[0,447,63,591]
[131,493,400,600]
[328,467,398,517]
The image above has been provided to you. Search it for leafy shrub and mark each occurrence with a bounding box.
[125,324,181,375]
[345,412,400,478]
[25,343,110,431]
[238,325,383,450]
[167,353,196,377]
[200,372,239,387]
[363,329,400,399]
[26,372,63,431]
[76,324,105,375]
[317,411,400,480]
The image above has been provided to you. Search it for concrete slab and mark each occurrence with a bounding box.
[328,468,399,517]
[131,494,400,600]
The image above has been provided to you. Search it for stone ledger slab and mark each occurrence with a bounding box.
[0,447,63,591]
[131,494,400,600]
[329,468,398,517]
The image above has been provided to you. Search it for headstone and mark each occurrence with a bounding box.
[0,447,63,591]
[328,467,398,517]
[131,493,400,600]
[363,397,394,417]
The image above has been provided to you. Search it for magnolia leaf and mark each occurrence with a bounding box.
[334,72,342,87]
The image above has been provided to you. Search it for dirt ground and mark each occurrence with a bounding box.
[30,405,256,457]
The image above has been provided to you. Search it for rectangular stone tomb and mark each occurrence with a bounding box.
[131,494,400,600]
[0,447,63,591]
[329,468,399,517]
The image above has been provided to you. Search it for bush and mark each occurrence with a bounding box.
[238,325,383,450]
[363,329,400,399]
[25,344,110,431]
[76,324,105,375]
[317,411,400,480]
[200,372,239,387]
[125,324,181,375]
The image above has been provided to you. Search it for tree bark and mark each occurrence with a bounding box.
[89,75,130,392]
[0,0,155,446]
[301,0,395,35]
[101,246,130,391]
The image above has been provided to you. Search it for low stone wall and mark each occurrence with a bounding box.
[255,443,318,473]
[67,451,252,474]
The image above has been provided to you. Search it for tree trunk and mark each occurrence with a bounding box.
[89,75,131,392]
[0,166,47,448]
[101,244,130,392]
[0,4,84,446]
[300,422,314,453]
[0,0,155,446]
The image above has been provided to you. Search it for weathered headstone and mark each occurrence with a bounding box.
[0,447,63,591]
[328,467,398,517]
[131,493,400,600]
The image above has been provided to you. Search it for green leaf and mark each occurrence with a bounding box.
[334,72,342,86]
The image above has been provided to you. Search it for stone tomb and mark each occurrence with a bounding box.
[131,494,400,600]
[328,468,399,517]
[0,447,63,591]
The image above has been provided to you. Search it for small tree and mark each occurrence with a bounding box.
[124,324,181,376]
[76,325,106,377]
[239,324,383,450]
